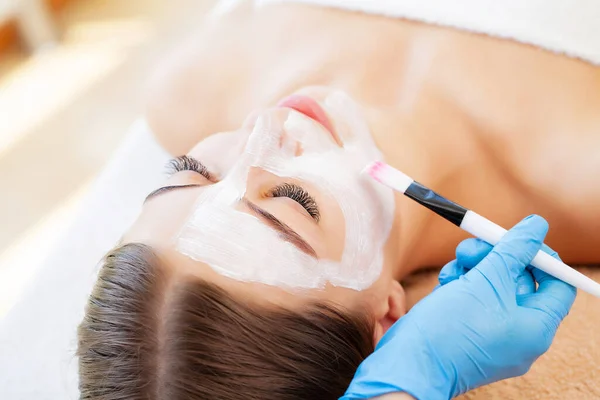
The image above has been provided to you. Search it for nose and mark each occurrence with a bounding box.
[243,110,338,165]
[279,126,304,157]
[281,110,339,153]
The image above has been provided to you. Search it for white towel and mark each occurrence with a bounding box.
[0,120,170,399]
[256,0,600,66]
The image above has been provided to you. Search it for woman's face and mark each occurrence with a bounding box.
[125,88,406,333]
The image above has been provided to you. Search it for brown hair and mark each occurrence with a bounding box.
[77,243,375,400]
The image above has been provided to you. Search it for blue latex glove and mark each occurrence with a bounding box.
[342,215,577,400]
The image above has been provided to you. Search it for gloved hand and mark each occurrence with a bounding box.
[342,215,577,400]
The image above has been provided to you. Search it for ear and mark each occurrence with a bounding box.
[373,280,406,345]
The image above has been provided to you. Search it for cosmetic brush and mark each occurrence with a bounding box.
[366,161,600,298]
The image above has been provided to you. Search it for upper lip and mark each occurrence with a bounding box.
[277,94,341,145]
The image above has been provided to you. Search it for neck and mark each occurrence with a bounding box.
[360,94,475,279]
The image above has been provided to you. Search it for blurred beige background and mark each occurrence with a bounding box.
[0,0,216,317]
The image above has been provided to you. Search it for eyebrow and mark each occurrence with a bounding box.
[243,199,318,258]
[144,184,202,203]
[143,184,318,258]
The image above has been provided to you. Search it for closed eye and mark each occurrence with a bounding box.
[268,183,320,222]
[166,155,215,182]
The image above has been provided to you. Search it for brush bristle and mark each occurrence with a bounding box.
[365,161,414,194]
[363,161,385,182]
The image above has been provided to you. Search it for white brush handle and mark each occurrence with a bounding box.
[460,211,600,298]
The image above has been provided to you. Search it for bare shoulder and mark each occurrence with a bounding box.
[428,36,600,262]
[447,39,600,224]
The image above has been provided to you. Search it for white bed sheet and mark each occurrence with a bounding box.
[0,119,170,399]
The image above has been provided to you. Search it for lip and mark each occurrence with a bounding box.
[277,95,340,144]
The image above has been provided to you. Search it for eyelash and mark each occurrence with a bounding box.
[166,155,214,181]
[268,183,320,222]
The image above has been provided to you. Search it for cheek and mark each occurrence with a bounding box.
[188,130,249,177]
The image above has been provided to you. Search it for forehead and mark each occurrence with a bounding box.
[155,246,368,310]
[121,190,371,312]
[176,193,324,289]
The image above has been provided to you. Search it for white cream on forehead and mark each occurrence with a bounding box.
[175,90,394,291]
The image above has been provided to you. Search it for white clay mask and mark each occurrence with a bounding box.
[175,90,394,291]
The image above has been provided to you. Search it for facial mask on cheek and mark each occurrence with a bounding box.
[175,90,394,291]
